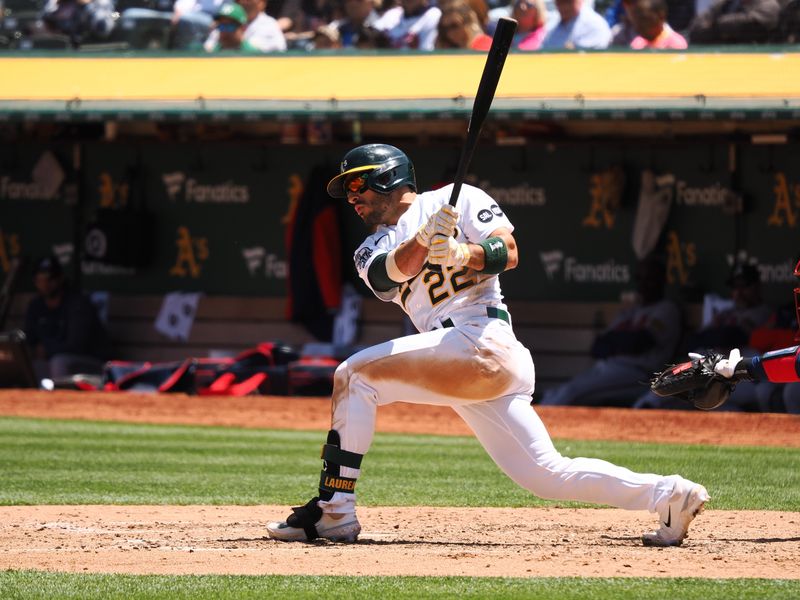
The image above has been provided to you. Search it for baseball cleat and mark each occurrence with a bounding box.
[267,497,361,542]
[642,479,710,547]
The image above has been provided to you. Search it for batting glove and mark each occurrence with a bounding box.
[711,348,742,379]
[428,234,471,268]
[415,206,459,247]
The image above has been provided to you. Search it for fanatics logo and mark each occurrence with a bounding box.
[477,209,493,223]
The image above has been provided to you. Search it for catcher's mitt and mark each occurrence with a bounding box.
[650,353,734,411]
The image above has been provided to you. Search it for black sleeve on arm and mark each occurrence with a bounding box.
[367,253,401,292]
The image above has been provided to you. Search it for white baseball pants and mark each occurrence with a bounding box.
[319,317,678,516]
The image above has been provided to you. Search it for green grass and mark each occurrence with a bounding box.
[1,572,799,600]
[1,417,798,510]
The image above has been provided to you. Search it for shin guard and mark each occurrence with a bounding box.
[318,429,363,501]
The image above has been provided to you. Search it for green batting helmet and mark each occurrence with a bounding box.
[327,144,416,198]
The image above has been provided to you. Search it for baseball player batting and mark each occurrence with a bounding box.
[267,144,709,546]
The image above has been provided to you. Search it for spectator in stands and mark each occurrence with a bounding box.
[24,255,111,381]
[311,22,342,47]
[171,0,226,49]
[626,0,687,48]
[634,261,773,410]
[538,256,682,407]
[606,0,694,40]
[541,0,612,49]
[332,0,381,47]
[204,0,287,52]
[608,0,637,46]
[687,0,780,44]
[38,0,116,46]
[434,0,492,49]
[276,0,342,48]
[204,2,253,50]
[375,0,441,49]
[770,0,800,44]
[512,0,547,50]
[353,24,393,47]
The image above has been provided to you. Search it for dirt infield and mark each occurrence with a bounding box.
[1,390,799,579]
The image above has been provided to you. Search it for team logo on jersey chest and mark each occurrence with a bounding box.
[477,209,493,223]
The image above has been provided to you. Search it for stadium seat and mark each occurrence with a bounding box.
[17,32,71,49]
[111,9,172,50]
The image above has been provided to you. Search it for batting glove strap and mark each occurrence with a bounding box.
[428,235,471,268]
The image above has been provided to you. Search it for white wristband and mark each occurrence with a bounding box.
[386,249,412,283]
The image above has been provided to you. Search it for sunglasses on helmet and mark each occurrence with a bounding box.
[345,172,371,194]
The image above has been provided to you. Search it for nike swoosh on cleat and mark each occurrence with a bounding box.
[664,506,671,528]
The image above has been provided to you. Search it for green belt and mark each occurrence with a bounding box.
[441,307,510,329]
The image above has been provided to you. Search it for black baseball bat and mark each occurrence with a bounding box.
[448,17,517,209]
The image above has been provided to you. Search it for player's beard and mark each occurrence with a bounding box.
[360,193,395,229]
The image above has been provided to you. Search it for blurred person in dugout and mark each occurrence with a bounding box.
[24,256,111,381]
[687,257,800,414]
[204,0,287,51]
[434,0,492,49]
[634,261,772,409]
[729,289,800,413]
[538,255,682,407]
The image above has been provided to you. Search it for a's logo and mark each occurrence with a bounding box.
[242,246,287,279]
[490,204,504,217]
[170,226,209,278]
[355,247,373,270]
[162,172,186,200]
[340,159,348,172]
[768,172,799,228]
[540,250,564,280]
[162,171,250,204]
[0,230,21,272]
[539,249,630,283]
[582,167,624,229]
[477,209,493,223]
[98,172,129,208]
[665,230,697,285]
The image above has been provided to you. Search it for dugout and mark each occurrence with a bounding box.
[0,49,798,391]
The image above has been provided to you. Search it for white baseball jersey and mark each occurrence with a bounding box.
[318,182,697,532]
[353,183,512,333]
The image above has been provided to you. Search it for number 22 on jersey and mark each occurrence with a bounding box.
[400,265,476,308]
